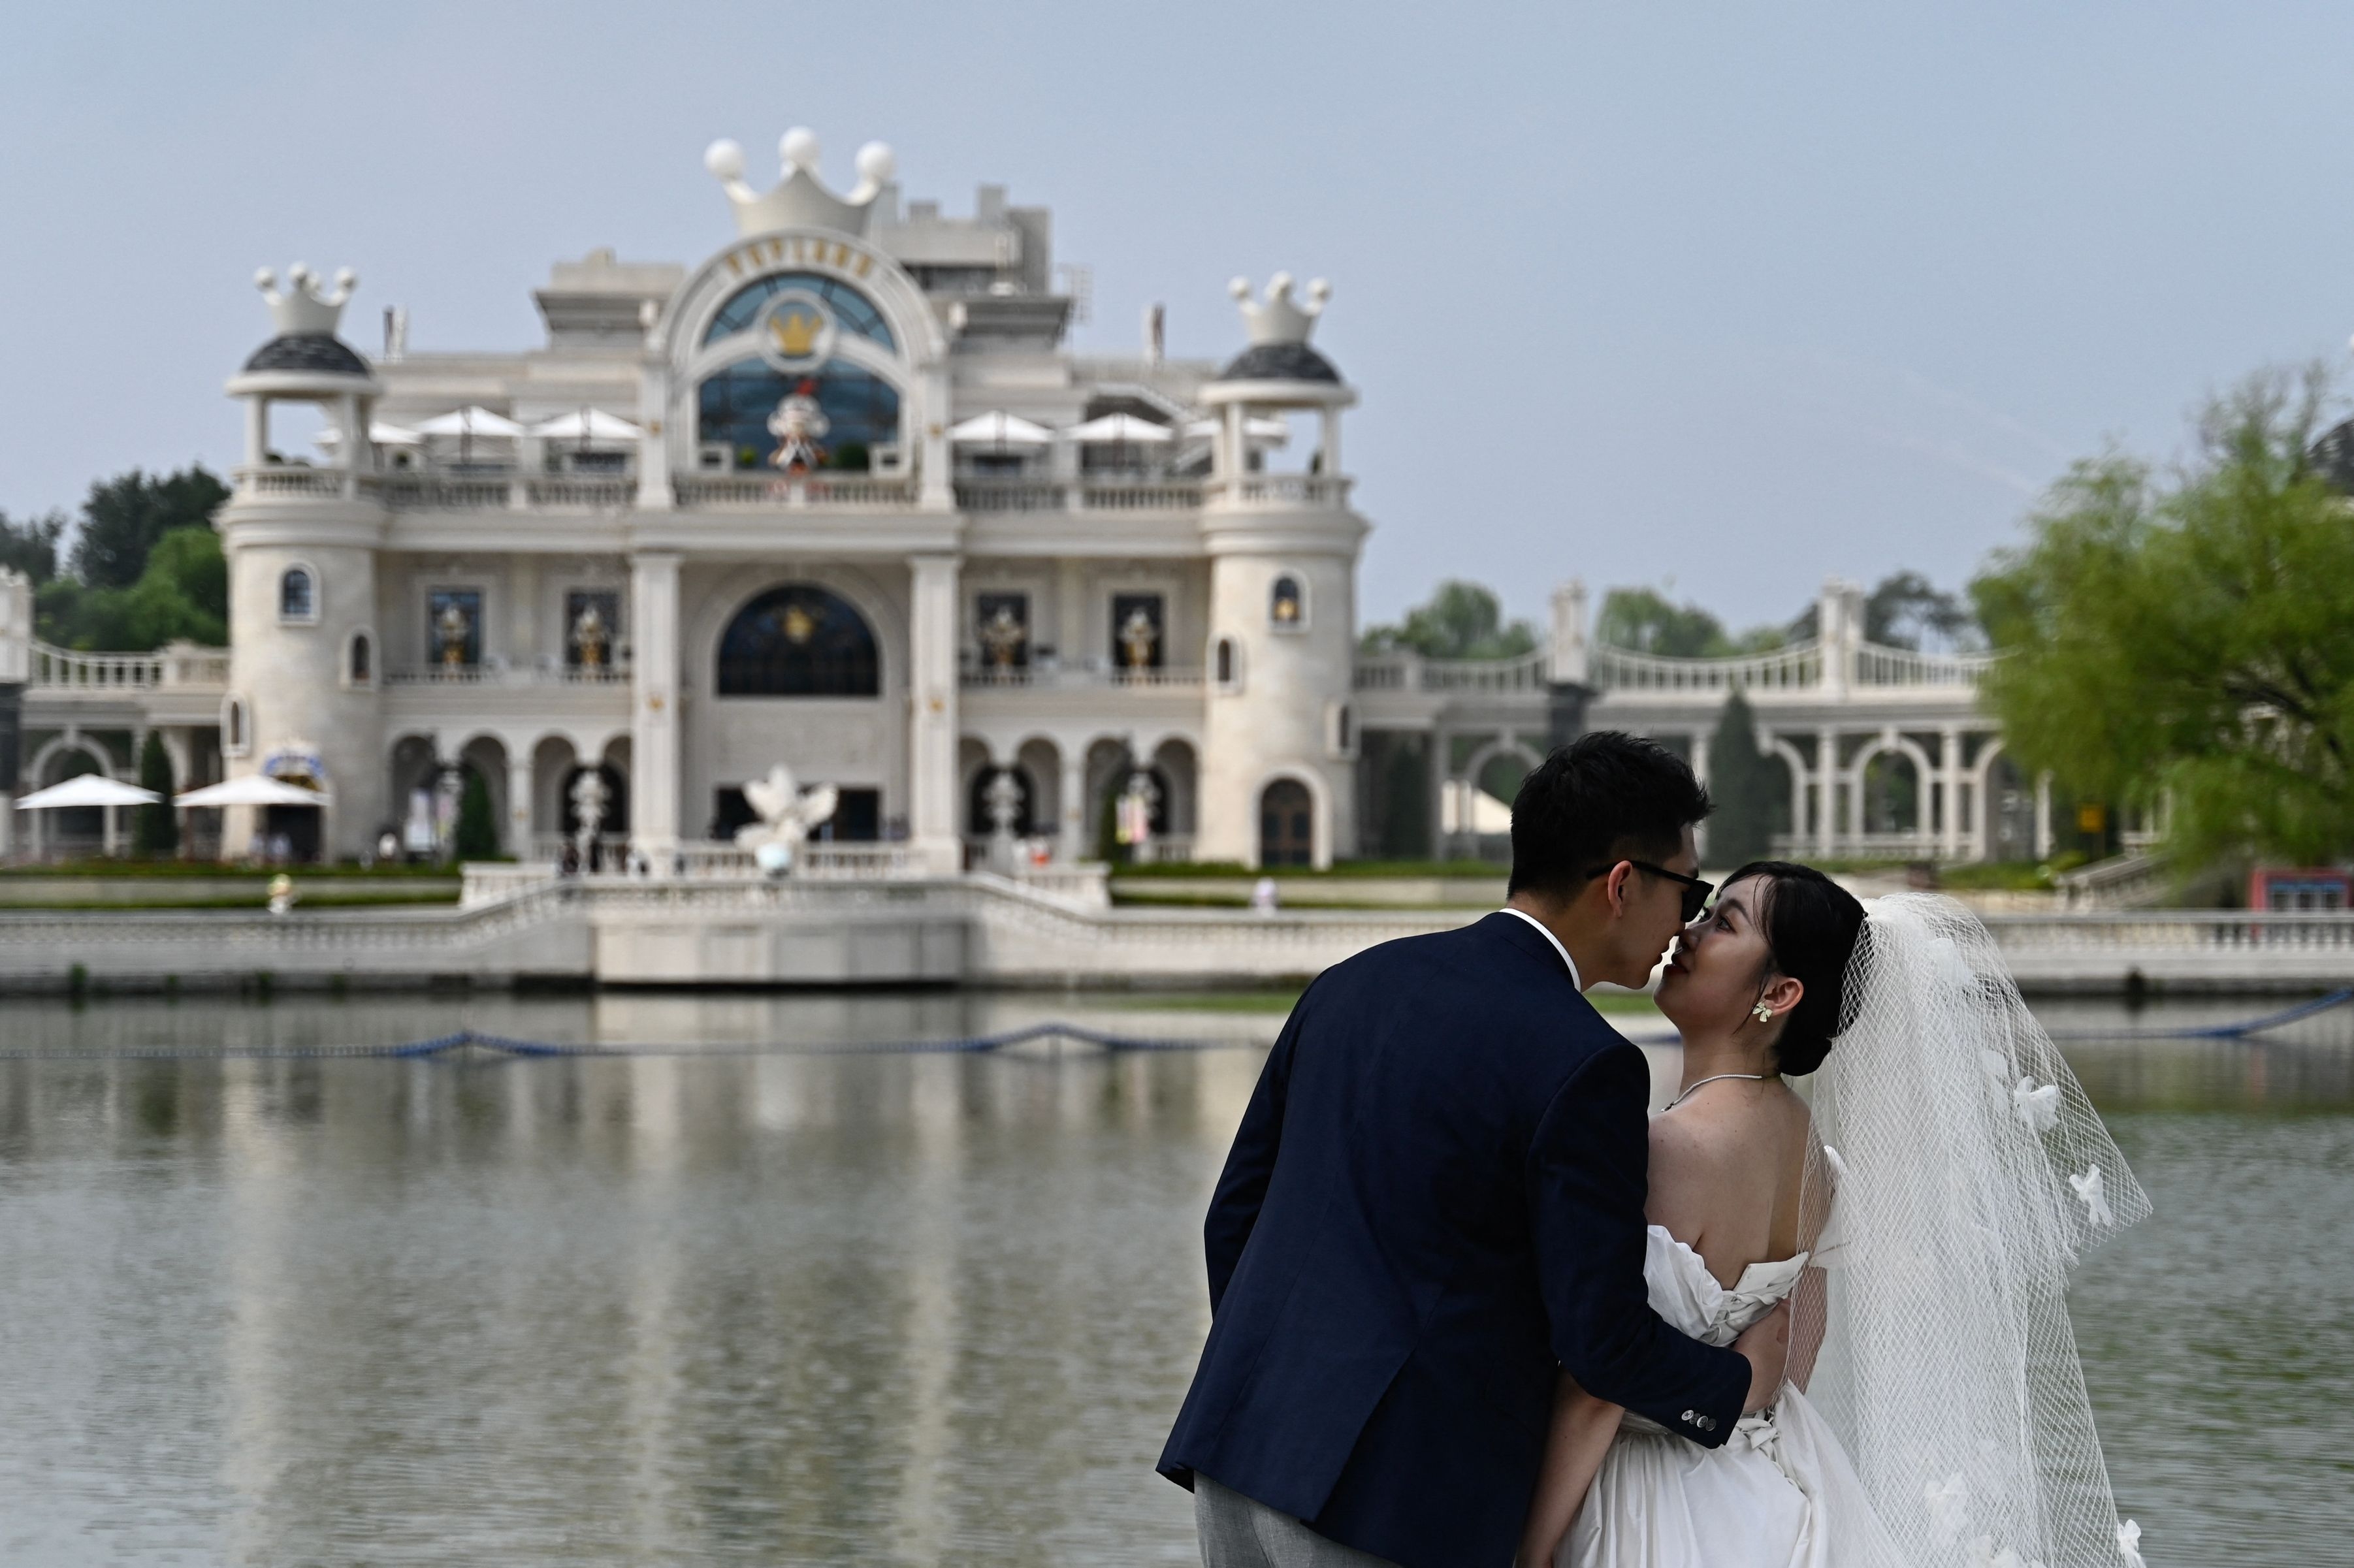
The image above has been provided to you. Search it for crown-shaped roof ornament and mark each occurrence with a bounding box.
[1228,272,1329,346]
[253,263,356,337]
[705,127,895,238]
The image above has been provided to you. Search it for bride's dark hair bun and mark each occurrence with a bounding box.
[1724,861,1868,1076]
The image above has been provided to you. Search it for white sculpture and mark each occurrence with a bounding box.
[983,768,1024,871]
[570,768,609,867]
[767,384,831,475]
[735,763,839,875]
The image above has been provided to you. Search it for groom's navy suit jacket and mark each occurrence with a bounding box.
[1158,912,1750,1568]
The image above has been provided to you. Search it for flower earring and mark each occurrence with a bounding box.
[1752,1002,1775,1024]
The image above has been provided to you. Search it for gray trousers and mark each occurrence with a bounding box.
[1195,1477,1404,1568]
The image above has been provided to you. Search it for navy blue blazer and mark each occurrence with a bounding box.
[1157,912,1750,1568]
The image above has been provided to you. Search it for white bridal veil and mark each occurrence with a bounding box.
[1795,894,2152,1568]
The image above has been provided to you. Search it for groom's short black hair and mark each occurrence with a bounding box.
[1506,732,1712,899]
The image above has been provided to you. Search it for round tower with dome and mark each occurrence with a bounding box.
[1195,274,1366,868]
[218,264,385,857]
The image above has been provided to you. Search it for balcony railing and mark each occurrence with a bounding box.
[1357,639,1993,701]
[673,474,920,510]
[385,663,632,687]
[1592,641,1826,694]
[30,641,230,691]
[953,477,1207,513]
[1353,651,1547,694]
[961,664,1205,691]
[1213,474,1352,507]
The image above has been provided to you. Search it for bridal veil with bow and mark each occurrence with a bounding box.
[1794,893,2153,1568]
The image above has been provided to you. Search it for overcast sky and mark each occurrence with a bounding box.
[5,2,2353,630]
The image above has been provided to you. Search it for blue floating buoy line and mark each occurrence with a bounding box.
[3,994,2344,1061]
[2041,987,2354,1042]
[0,1021,1219,1062]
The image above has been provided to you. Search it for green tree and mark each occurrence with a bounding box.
[39,524,228,650]
[1360,581,1538,659]
[454,768,502,860]
[1786,571,1978,649]
[1705,690,1782,867]
[1598,587,1731,657]
[69,466,230,590]
[134,730,178,857]
[0,509,65,585]
[1973,366,2354,867]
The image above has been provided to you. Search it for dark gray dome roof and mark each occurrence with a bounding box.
[2310,417,2354,494]
[1216,340,1340,384]
[243,333,370,377]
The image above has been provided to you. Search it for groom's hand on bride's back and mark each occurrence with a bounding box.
[1733,1301,1791,1412]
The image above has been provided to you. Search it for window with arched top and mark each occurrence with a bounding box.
[703,274,895,351]
[280,566,316,622]
[347,632,372,686]
[1215,637,1238,688]
[1270,575,1304,629]
[222,695,250,757]
[717,584,880,697]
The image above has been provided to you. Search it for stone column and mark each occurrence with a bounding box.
[630,551,683,861]
[1058,747,1088,863]
[1689,730,1714,865]
[507,750,536,858]
[1056,560,1086,668]
[636,359,673,509]
[1429,728,1451,863]
[907,554,961,870]
[1939,726,1963,861]
[2034,771,2054,860]
[340,394,366,499]
[511,557,541,669]
[1816,728,1839,857]
[245,398,269,467]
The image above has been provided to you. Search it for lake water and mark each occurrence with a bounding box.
[0,990,2345,1566]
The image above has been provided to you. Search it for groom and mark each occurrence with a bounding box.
[1159,733,1789,1568]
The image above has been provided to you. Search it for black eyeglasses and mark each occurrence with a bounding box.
[1588,859,1716,922]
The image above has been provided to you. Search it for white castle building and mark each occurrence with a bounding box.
[0,127,2040,872]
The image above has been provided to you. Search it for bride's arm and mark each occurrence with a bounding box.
[1516,1371,1622,1568]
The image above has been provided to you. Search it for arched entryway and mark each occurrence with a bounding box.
[1259,778,1314,868]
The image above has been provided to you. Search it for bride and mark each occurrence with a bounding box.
[1517,865,2152,1568]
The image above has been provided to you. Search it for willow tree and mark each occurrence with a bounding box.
[1972,368,2354,868]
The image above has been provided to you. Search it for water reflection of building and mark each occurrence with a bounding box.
[0,127,2045,869]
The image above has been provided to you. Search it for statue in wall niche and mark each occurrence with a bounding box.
[572,601,609,670]
[570,768,609,869]
[980,603,1029,671]
[1119,607,1159,671]
[435,601,472,669]
[735,763,839,876]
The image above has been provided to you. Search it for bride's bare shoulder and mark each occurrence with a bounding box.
[1646,1084,1811,1268]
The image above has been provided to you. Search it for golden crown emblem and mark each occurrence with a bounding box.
[769,308,822,358]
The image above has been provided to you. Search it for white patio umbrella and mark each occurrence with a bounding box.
[14,775,160,810]
[528,408,645,445]
[174,776,334,809]
[314,421,424,449]
[415,406,524,466]
[1065,413,1174,444]
[948,411,1056,447]
[1182,415,1291,445]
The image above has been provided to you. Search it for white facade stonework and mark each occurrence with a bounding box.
[208,130,1368,869]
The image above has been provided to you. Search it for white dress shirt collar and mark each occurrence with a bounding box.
[1499,906,1582,991]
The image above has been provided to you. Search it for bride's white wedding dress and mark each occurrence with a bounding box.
[1560,1226,1897,1568]
[1560,896,2157,1568]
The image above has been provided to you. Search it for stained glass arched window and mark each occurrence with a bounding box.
[717,584,880,697]
[703,273,894,351]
